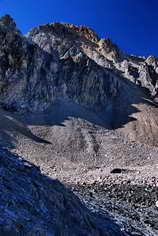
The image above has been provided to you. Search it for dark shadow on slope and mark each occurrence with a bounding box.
[0,148,126,236]
[0,109,51,149]
[0,26,157,149]
[18,55,155,132]
[0,98,110,149]
[20,98,108,127]
[0,76,155,150]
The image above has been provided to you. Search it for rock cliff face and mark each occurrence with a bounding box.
[0,15,158,146]
[1,15,158,236]
[0,14,156,111]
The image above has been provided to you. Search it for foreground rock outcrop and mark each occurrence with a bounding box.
[0,148,126,236]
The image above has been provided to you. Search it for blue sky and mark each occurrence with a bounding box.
[0,0,157,57]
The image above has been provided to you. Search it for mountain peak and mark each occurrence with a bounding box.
[57,22,100,43]
[0,14,17,31]
[28,21,100,44]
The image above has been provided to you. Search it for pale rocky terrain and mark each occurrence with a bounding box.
[0,14,158,235]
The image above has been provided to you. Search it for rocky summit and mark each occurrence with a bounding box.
[0,14,158,235]
[0,15,158,145]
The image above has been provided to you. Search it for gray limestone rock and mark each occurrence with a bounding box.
[0,14,157,114]
[0,15,158,146]
[0,14,158,236]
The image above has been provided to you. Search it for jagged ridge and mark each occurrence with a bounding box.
[0,14,158,146]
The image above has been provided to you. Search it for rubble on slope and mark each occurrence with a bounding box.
[0,148,127,236]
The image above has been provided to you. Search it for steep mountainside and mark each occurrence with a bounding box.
[0,14,158,235]
[0,15,158,146]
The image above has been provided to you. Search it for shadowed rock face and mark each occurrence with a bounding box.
[0,148,126,236]
[0,14,156,112]
[0,14,158,236]
[0,14,158,146]
[0,15,120,113]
